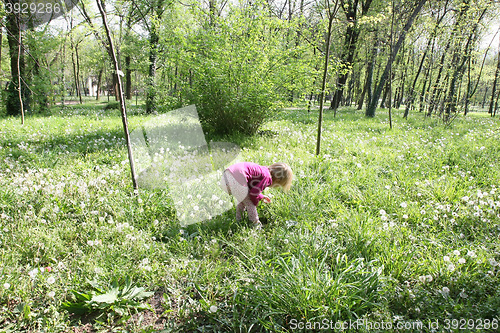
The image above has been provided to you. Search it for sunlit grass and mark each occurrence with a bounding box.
[0,104,499,331]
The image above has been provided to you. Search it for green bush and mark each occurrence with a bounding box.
[186,2,291,136]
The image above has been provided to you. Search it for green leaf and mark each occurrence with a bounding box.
[92,291,119,304]
[61,301,90,315]
[71,290,92,302]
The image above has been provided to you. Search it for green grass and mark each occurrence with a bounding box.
[1,102,500,332]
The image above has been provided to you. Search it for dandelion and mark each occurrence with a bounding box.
[379,209,387,215]
[400,202,408,208]
[28,268,38,279]
[447,264,456,272]
[442,287,450,296]
[209,305,218,313]
[458,258,466,264]
[467,250,476,258]
[453,250,460,256]
[47,276,55,284]
[443,256,450,262]
[47,291,55,298]
[402,214,409,219]
[3,283,10,289]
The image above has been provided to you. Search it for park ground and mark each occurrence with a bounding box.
[0,102,500,332]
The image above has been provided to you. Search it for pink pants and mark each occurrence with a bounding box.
[220,170,259,222]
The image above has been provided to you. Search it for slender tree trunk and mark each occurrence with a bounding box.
[146,0,164,114]
[125,55,132,99]
[405,0,449,118]
[0,27,2,77]
[331,0,373,112]
[6,10,28,117]
[444,7,486,119]
[420,51,433,114]
[18,27,24,124]
[316,1,339,155]
[366,0,427,117]
[61,42,66,106]
[360,31,378,110]
[494,85,500,117]
[489,49,500,116]
[96,0,138,191]
[76,45,83,103]
[96,68,103,100]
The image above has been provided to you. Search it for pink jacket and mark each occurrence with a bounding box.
[227,162,272,206]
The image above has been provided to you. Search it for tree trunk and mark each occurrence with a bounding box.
[146,0,164,114]
[17,27,24,124]
[359,31,378,110]
[6,10,28,117]
[444,7,486,119]
[316,1,339,155]
[96,0,138,191]
[125,55,132,100]
[330,0,374,112]
[96,68,103,100]
[61,42,66,106]
[366,0,427,117]
[404,0,449,118]
[489,49,500,116]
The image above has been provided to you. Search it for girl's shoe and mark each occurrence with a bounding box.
[252,221,263,230]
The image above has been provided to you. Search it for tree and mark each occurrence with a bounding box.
[5,6,29,117]
[96,0,138,191]
[330,0,374,112]
[366,0,427,117]
[489,40,500,116]
[403,0,450,118]
[316,0,340,155]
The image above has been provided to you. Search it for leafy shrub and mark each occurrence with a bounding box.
[62,277,153,319]
[185,2,292,136]
[104,101,120,110]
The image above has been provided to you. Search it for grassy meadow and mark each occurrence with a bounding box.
[1,102,500,332]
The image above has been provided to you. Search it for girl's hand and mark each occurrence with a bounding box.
[262,196,271,203]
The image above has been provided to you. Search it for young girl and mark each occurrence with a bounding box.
[220,162,293,228]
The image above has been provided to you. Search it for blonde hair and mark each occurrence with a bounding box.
[268,162,293,192]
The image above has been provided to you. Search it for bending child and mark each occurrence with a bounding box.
[220,162,293,228]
